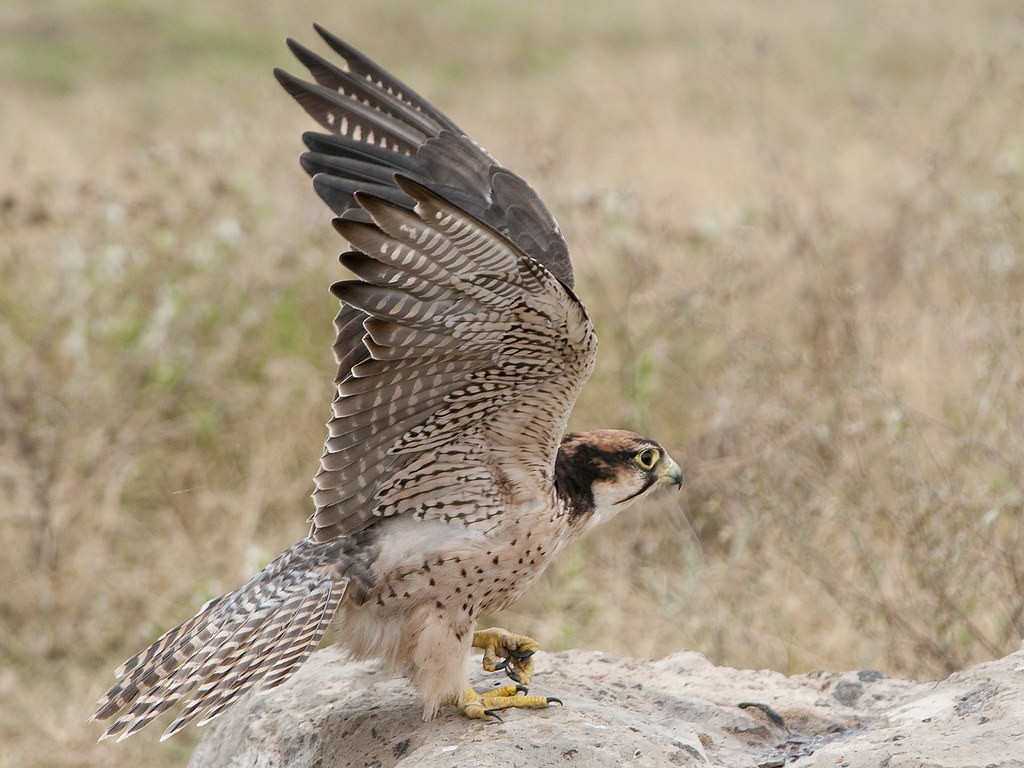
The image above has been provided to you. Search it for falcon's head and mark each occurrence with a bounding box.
[555,429,682,531]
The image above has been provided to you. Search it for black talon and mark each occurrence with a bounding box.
[546,697,563,706]
[507,648,534,660]
[506,668,522,683]
[515,685,529,695]
[494,658,510,671]
[484,709,503,722]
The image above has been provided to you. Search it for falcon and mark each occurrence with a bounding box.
[92,25,682,742]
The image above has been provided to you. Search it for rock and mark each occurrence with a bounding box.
[189,646,1024,768]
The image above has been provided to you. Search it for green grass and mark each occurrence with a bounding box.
[2,1,1024,766]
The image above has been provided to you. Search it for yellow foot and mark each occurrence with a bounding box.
[472,627,539,686]
[448,684,560,720]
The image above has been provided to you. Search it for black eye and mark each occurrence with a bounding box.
[634,448,659,470]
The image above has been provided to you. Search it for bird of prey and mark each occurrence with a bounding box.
[91,25,682,742]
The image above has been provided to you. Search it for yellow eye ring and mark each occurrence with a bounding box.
[634,448,660,470]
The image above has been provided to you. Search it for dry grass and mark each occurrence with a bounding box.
[2,1,1023,765]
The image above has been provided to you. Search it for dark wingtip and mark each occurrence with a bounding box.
[273,66,303,93]
[284,37,306,60]
[313,23,347,55]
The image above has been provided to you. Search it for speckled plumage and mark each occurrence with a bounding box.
[91,26,682,742]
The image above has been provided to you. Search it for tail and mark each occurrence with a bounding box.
[90,538,352,741]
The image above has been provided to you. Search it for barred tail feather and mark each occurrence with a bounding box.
[165,581,342,740]
[91,539,348,741]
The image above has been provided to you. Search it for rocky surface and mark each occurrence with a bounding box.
[190,645,1024,767]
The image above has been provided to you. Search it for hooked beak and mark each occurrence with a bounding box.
[658,455,683,489]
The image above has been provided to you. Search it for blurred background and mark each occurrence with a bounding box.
[2,1,1023,765]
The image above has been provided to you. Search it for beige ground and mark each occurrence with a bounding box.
[188,645,1024,768]
[2,2,1023,766]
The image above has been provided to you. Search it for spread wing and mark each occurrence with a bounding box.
[275,29,597,542]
